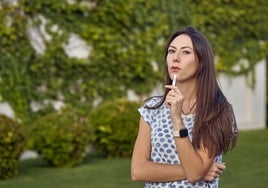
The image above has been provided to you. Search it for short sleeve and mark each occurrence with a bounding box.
[138,97,162,126]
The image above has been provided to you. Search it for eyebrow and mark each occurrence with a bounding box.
[169,45,193,50]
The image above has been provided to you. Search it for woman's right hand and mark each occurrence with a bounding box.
[203,162,226,182]
[165,85,184,120]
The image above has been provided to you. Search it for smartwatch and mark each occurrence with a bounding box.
[173,128,188,138]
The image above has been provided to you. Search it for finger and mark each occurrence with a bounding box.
[203,175,215,182]
[166,93,175,100]
[215,162,226,170]
[210,169,223,175]
[166,99,176,106]
[217,169,224,174]
[167,90,176,97]
[166,98,175,107]
[165,85,180,93]
[170,90,176,96]
[207,169,220,177]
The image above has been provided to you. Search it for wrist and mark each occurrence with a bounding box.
[173,128,188,138]
[172,119,185,130]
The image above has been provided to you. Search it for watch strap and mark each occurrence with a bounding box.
[173,128,188,138]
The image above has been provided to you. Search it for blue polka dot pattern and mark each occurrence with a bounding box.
[138,97,222,188]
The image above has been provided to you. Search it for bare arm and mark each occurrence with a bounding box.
[174,134,226,182]
[131,117,224,182]
[131,117,186,182]
[173,124,214,183]
[166,85,221,183]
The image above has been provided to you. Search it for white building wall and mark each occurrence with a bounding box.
[219,59,266,130]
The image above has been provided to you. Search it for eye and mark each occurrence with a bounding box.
[183,50,191,55]
[168,49,175,54]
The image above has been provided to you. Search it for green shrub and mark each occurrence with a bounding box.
[0,115,26,180]
[89,98,141,157]
[30,106,93,167]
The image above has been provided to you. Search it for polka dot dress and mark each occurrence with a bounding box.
[138,97,222,188]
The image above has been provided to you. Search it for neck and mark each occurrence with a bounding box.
[177,80,197,115]
[177,80,197,103]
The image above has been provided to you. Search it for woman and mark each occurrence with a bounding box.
[131,27,238,187]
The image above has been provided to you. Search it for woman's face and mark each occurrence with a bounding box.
[166,34,198,83]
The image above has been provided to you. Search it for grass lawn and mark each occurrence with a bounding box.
[220,129,268,188]
[0,129,267,188]
[0,152,143,188]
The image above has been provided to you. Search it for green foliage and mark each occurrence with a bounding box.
[83,0,168,97]
[190,0,268,85]
[0,0,267,127]
[89,99,141,157]
[0,115,26,180]
[0,0,169,125]
[0,3,36,122]
[30,106,93,167]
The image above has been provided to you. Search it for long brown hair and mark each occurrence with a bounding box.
[146,27,238,158]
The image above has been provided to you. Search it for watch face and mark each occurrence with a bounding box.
[180,129,188,137]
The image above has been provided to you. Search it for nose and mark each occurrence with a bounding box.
[173,52,180,63]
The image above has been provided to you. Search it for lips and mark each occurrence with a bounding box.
[171,66,180,72]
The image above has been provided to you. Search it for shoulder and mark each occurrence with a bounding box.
[138,96,169,127]
[138,96,165,121]
[143,96,163,108]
